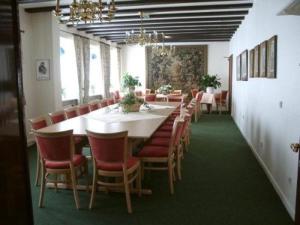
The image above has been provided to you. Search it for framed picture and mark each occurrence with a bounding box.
[267,35,277,78]
[241,50,248,81]
[36,59,50,80]
[236,55,241,81]
[249,49,254,78]
[254,45,260,77]
[259,41,267,77]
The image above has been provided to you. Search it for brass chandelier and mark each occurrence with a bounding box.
[152,33,176,57]
[54,0,117,24]
[125,12,160,46]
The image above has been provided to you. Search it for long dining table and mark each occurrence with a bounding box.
[37,101,181,194]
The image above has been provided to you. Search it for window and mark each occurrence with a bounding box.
[59,33,79,101]
[110,46,120,91]
[89,42,102,96]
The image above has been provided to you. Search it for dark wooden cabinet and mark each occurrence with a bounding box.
[0,0,34,224]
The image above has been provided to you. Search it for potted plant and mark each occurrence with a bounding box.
[121,72,141,92]
[157,84,173,95]
[119,73,143,112]
[199,74,221,94]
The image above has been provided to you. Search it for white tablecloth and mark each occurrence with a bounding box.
[200,93,216,105]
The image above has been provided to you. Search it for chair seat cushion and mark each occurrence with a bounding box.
[45,155,86,169]
[152,131,172,138]
[147,137,170,147]
[96,157,139,171]
[137,145,169,157]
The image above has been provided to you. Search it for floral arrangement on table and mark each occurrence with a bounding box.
[157,84,173,95]
[199,74,221,93]
[119,73,144,112]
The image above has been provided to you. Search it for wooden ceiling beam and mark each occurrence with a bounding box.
[85,25,238,33]
[75,21,241,31]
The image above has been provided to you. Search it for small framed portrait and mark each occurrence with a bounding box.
[254,45,260,77]
[259,41,267,77]
[236,55,241,81]
[36,59,50,81]
[267,35,277,78]
[249,49,254,78]
[241,50,248,81]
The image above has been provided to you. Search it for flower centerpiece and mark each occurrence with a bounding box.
[199,74,221,94]
[157,84,173,95]
[119,73,143,112]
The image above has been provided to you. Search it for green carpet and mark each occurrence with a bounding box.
[28,114,293,225]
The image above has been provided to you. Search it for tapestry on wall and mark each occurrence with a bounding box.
[146,45,207,93]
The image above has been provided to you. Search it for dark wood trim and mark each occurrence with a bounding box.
[228,54,233,114]
[0,0,34,224]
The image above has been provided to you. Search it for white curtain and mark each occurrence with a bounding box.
[82,38,90,103]
[100,43,111,98]
[73,35,83,103]
[117,47,121,86]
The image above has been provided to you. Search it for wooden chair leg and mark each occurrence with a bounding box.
[176,150,182,181]
[54,174,58,192]
[38,164,46,208]
[136,165,142,197]
[123,169,132,213]
[168,161,174,194]
[35,151,41,186]
[141,162,144,180]
[70,164,80,209]
[89,160,97,209]
[84,162,89,192]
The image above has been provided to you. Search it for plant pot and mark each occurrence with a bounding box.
[121,103,142,112]
[206,87,214,94]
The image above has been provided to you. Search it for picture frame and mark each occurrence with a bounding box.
[236,55,241,81]
[259,41,267,77]
[249,49,254,78]
[241,50,248,81]
[267,35,277,78]
[254,45,260,77]
[36,59,50,81]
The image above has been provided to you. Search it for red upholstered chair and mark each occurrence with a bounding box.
[89,101,100,111]
[137,117,184,193]
[107,98,115,105]
[78,104,90,115]
[216,90,228,114]
[29,116,48,186]
[113,90,121,103]
[64,106,78,119]
[48,111,66,124]
[194,91,204,122]
[100,99,108,107]
[33,129,88,209]
[145,94,156,102]
[86,130,141,213]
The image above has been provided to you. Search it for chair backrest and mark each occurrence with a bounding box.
[181,114,191,137]
[64,106,78,119]
[169,117,184,156]
[195,91,204,102]
[172,90,182,95]
[78,104,90,115]
[191,89,198,98]
[48,111,66,124]
[221,90,228,101]
[145,89,151,95]
[100,99,108,107]
[113,90,120,100]
[167,95,183,102]
[145,94,156,102]
[29,116,48,130]
[107,98,115,105]
[89,101,100,111]
[33,130,74,162]
[135,91,143,97]
[86,130,128,165]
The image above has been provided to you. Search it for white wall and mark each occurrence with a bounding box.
[230,0,300,219]
[19,8,62,143]
[120,42,229,92]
